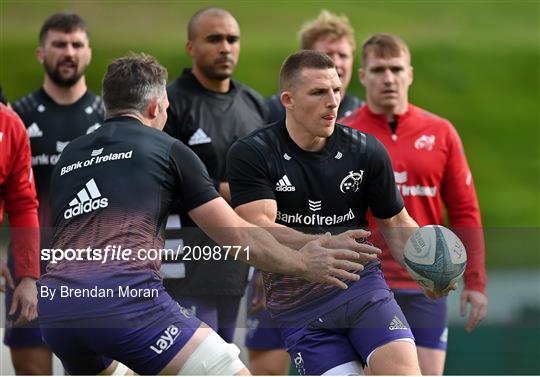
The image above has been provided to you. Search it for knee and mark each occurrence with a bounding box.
[10,347,52,375]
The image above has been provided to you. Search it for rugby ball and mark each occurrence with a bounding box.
[404,225,467,292]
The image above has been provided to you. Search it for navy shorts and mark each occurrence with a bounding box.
[393,289,448,350]
[281,288,414,375]
[172,295,241,343]
[40,298,202,375]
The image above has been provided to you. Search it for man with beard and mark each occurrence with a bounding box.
[162,7,267,346]
[9,12,103,374]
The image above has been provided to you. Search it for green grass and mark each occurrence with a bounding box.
[1,0,538,266]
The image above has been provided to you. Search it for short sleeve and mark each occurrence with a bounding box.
[227,139,276,208]
[366,137,404,219]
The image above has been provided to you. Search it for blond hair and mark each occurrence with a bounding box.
[298,10,356,51]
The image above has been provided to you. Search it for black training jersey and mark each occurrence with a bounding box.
[12,88,104,229]
[163,69,267,296]
[228,119,403,316]
[39,116,219,321]
[266,92,363,123]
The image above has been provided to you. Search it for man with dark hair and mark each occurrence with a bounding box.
[9,12,103,374]
[340,32,487,375]
[37,52,364,375]
[228,49,456,375]
[162,7,268,345]
[266,10,362,123]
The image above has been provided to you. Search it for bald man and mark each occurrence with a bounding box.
[162,7,268,345]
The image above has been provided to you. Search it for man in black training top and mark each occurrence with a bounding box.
[38,53,364,375]
[163,7,268,344]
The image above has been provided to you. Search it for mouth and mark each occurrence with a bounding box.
[58,61,77,69]
[322,114,336,121]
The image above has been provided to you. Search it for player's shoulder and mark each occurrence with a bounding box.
[233,121,281,153]
[12,89,42,118]
[335,122,380,153]
[0,103,26,137]
[234,80,264,102]
[411,104,454,131]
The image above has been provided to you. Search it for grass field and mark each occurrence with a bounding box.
[0,0,539,266]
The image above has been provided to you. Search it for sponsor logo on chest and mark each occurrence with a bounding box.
[394,171,437,197]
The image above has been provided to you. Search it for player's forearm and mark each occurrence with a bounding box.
[376,208,418,268]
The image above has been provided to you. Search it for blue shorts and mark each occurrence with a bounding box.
[393,289,448,350]
[3,247,46,347]
[244,277,284,350]
[281,288,414,375]
[172,295,241,343]
[40,298,201,375]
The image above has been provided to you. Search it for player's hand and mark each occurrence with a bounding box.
[298,232,363,289]
[460,289,488,333]
[326,229,381,265]
[9,277,38,326]
[424,282,458,299]
[249,271,267,314]
[0,261,15,292]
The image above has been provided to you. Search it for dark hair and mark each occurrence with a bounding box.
[187,7,236,41]
[39,12,88,45]
[361,33,410,67]
[102,53,168,118]
[279,50,336,90]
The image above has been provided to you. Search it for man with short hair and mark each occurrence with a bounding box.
[227,50,450,375]
[163,7,268,345]
[37,52,364,376]
[8,12,103,374]
[266,10,362,123]
[340,33,488,375]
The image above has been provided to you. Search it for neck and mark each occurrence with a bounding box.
[43,76,87,105]
[191,67,230,93]
[285,115,327,152]
[367,100,408,122]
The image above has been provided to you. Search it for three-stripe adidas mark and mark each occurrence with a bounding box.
[388,316,408,330]
[64,178,109,219]
[275,175,296,192]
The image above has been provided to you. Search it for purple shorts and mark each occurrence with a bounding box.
[393,289,448,350]
[280,288,414,375]
[245,277,284,350]
[174,295,241,343]
[40,297,201,375]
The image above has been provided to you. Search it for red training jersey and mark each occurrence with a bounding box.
[341,104,486,294]
[0,103,40,279]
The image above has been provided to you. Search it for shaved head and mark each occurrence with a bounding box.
[187,7,237,41]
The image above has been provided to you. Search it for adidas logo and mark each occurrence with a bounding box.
[27,123,43,138]
[56,141,69,153]
[275,175,296,192]
[188,128,211,146]
[388,316,408,330]
[64,178,108,219]
[308,200,321,211]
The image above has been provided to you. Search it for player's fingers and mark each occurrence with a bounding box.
[329,268,360,283]
[9,295,19,316]
[344,229,371,239]
[319,275,348,290]
[350,243,381,256]
[330,248,362,261]
[333,259,365,272]
[2,268,15,290]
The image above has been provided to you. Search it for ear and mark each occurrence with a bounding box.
[148,98,160,119]
[358,67,366,87]
[280,90,294,110]
[186,40,193,57]
[36,46,44,64]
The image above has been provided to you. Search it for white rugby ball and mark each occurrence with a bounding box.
[404,225,467,292]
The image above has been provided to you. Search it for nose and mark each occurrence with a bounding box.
[383,68,394,84]
[63,43,76,56]
[327,91,339,108]
[219,39,232,54]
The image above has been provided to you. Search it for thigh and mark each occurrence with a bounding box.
[175,295,218,331]
[347,288,415,363]
[394,290,448,350]
[217,295,241,343]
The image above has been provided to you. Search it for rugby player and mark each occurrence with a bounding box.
[247,10,364,375]
[340,33,488,375]
[228,50,432,375]
[37,53,366,375]
[8,12,103,374]
[163,7,268,344]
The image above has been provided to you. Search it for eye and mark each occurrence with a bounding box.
[391,66,404,73]
[227,36,239,44]
[206,35,222,43]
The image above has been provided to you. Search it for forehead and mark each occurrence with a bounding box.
[43,29,89,44]
[364,52,410,68]
[297,67,340,88]
[312,36,353,55]
[194,14,239,37]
